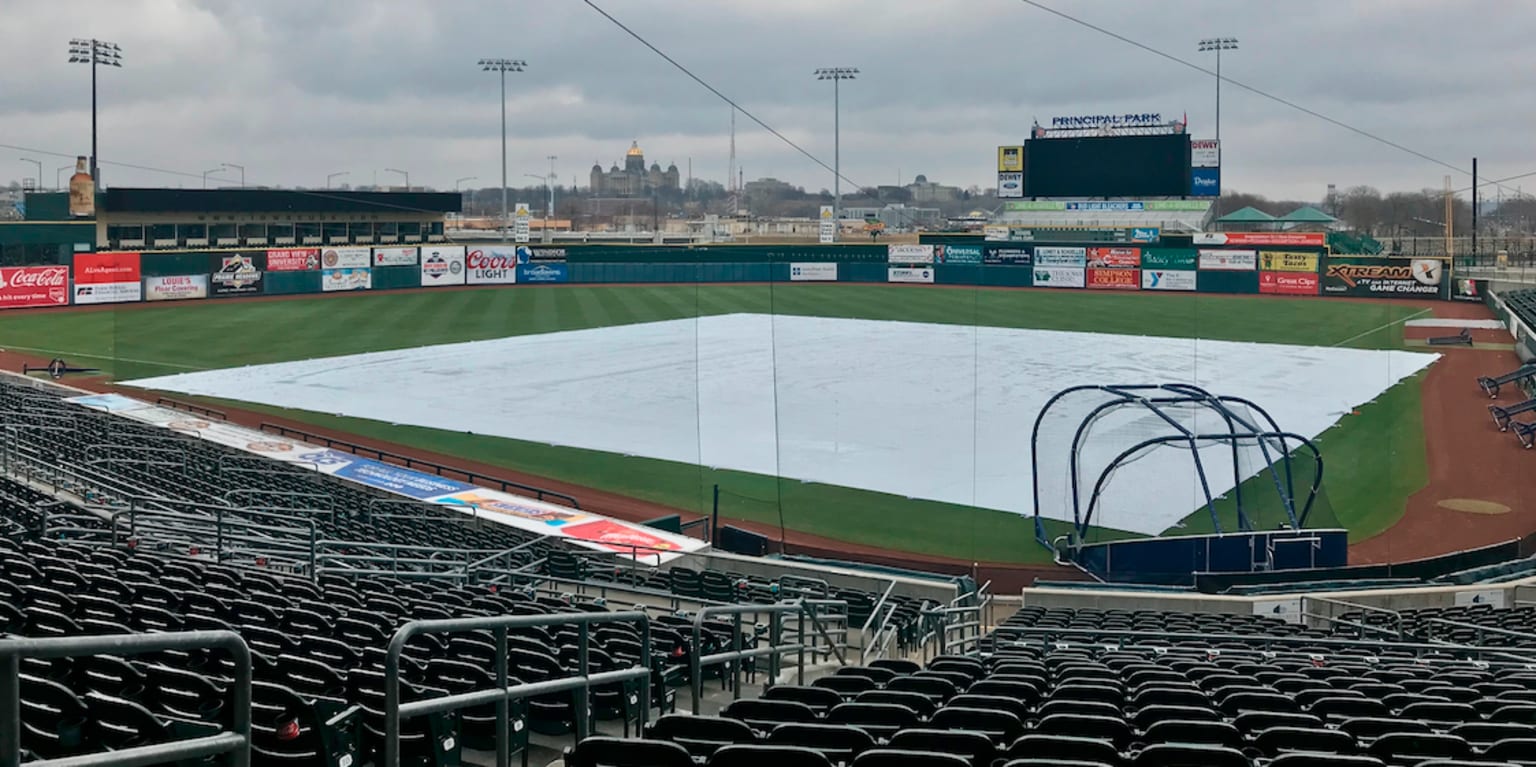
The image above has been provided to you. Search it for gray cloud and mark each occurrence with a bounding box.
[2,0,1532,199]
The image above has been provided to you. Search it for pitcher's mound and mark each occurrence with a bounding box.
[1437,498,1511,515]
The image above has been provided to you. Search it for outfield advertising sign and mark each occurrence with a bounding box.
[321,247,370,270]
[0,266,69,309]
[789,263,838,281]
[517,263,568,283]
[1142,269,1197,291]
[1259,271,1321,296]
[1451,277,1483,303]
[1034,246,1087,267]
[321,267,371,292]
[1032,266,1085,288]
[1323,257,1444,297]
[1198,249,1257,271]
[887,267,934,284]
[1087,268,1140,290]
[372,246,419,267]
[984,246,1032,266]
[465,247,518,284]
[935,244,983,265]
[1260,251,1320,273]
[420,246,466,286]
[73,252,142,305]
[1195,232,1327,247]
[266,248,320,272]
[145,274,208,301]
[1140,249,1197,270]
[1088,247,1141,268]
[212,253,263,296]
[888,244,934,264]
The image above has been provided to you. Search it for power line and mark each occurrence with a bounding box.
[1013,0,1524,197]
[580,0,868,194]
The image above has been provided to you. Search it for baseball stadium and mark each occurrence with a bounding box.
[5,15,1536,767]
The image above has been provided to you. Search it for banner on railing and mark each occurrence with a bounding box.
[73,252,142,305]
[1141,269,1197,291]
[1032,266,1085,288]
[888,267,934,284]
[63,392,706,561]
[790,263,838,281]
[321,267,371,292]
[146,274,209,302]
[321,247,371,270]
[211,253,264,296]
[372,247,419,267]
[0,265,69,309]
[420,246,466,286]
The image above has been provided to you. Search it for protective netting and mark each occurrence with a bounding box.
[1032,385,1320,543]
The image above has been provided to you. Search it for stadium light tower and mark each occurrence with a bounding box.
[326,171,349,189]
[1196,37,1237,151]
[479,58,526,242]
[68,38,122,191]
[385,168,409,190]
[19,158,42,190]
[814,67,858,230]
[222,163,245,188]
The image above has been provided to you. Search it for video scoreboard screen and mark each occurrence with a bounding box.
[1024,134,1191,197]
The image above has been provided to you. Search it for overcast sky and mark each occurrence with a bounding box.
[2,0,1532,200]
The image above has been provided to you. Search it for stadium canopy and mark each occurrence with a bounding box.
[1214,206,1277,224]
[1277,206,1338,224]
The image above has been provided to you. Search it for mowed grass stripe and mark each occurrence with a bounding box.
[0,285,1430,563]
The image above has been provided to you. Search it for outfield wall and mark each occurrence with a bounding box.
[0,239,1464,311]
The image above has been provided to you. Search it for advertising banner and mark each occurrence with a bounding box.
[1323,257,1444,297]
[984,246,1032,266]
[997,172,1024,198]
[936,244,983,265]
[1451,277,1483,303]
[321,268,372,292]
[1131,227,1161,244]
[1004,201,1066,211]
[1034,246,1087,267]
[1198,249,1258,271]
[514,202,531,244]
[997,145,1024,172]
[517,263,568,283]
[1191,139,1220,168]
[516,246,569,263]
[1259,251,1320,273]
[73,252,142,305]
[790,263,838,281]
[212,253,263,296]
[887,244,935,264]
[1194,232,1327,247]
[420,246,466,287]
[1141,249,1198,270]
[818,205,836,244]
[1259,271,1321,296]
[1032,266,1086,288]
[0,266,69,309]
[1142,269,1198,291]
[1066,202,1145,211]
[145,274,209,302]
[887,267,934,284]
[321,247,370,270]
[372,246,419,267]
[465,247,519,284]
[266,248,320,272]
[1087,268,1140,290]
[1088,247,1141,268]
[1190,167,1221,197]
[983,225,1011,241]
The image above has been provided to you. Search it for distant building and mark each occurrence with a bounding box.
[907,174,961,203]
[589,141,680,197]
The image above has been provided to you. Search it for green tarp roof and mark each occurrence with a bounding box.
[1214,206,1276,223]
[1278,205,1338,223]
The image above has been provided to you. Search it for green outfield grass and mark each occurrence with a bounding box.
[0,285,1431,563]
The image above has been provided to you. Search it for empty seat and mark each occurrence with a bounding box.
[645,715,758,759]
[1003,735,1120,766]
[1140,720,1242,750]
[764,686,844,715]
[856,690,938,719]
[929,706,1023,745]
[1132,743,1248,767]
[814,675,879,698]
[1034,715,1132,749]
[850,750,970,767]
[766,723,876,765]
[1253,726,1356,756]
[887,730,996,767]
[1366,732,1471,765]
[827,702,922,741]
[567,737,693,767]
[708,743,837,767]
[723,699,820,733]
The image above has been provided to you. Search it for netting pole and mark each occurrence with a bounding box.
[711,484,720,544]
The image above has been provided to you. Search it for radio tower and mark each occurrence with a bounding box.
[727,108,738,215]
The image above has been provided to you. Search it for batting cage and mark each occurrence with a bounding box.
[1031,383,1346,584]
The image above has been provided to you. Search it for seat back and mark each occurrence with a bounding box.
[888,729,996,767]
[645,715,758,759]
[850,749,971,767]
[766,723,876,764]
[708,744,836,767]
[566,737,693,767]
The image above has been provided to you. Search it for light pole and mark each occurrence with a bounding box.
[479,58,526,242]
[546,155,558,221]
[1197,38,1237,156]
[202,167,225,189]
[814,67,857,234]
[326,171,349,189]
[384,168,409,190]
[19,158,42,190]
[56,165,72,191]
[455,176,477,191]
[68,38,122,191]
[222,163,245,188]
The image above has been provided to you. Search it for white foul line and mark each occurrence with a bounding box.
[0,344,202,371]
[1330,307,1433,348]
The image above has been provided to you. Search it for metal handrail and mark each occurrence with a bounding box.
[689,602,813,714]
[799,598,851,666]
[1423,617,1536,645]
[108,507,318,575]
[0,630,252,767]
[1300,595,1405,639]
[989,624,1536,662]
[384,611,651,767]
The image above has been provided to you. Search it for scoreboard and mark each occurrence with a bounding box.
[1024,134,1192,198]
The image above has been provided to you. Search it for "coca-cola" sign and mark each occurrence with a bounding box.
[0,266,70,309]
